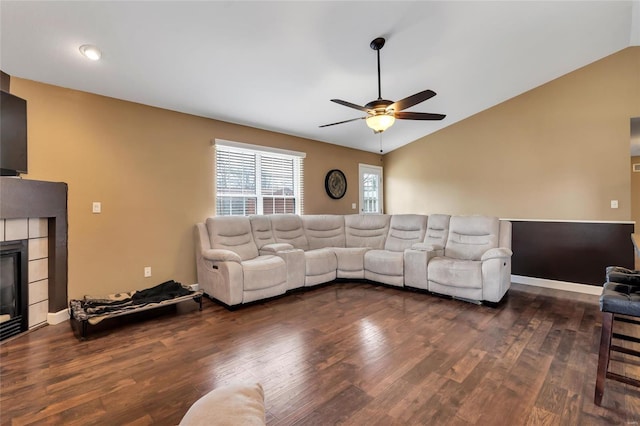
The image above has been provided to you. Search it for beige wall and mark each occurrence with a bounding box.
[384,47,640,221]
[9,47,639,301]
[633,156,640,269]
[10,78,380,300]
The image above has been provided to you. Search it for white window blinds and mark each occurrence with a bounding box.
[214,140,305,216]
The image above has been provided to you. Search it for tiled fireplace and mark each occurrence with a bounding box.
[0,178,68,340]
[0,218,50,331]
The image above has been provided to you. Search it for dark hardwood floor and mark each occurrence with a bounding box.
[1,282,639,425]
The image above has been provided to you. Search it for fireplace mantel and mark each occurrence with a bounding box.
[0,178,68,311]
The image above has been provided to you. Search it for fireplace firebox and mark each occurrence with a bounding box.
[0,240,28,341]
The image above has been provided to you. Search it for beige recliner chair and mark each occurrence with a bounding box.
[364,214,428,287]
[269,214,337,287]
[338,214,391,279]
[194,216,288,305]
[427,215,512,303]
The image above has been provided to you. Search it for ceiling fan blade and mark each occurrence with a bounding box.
[395,111,446,120]
[319,117,366,128]
[390,90,437,112]
[331,99,371,113]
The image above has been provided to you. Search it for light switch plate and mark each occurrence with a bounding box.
[92,202,101,213]
[610,200,619,209]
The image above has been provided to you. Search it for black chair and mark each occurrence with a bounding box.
[606,266,640,286]
[594,267,640,406]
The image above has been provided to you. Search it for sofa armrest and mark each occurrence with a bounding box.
[202,249,242,263]
[260,243,294,255]
[404,248,441,290]
[411,243,443,252]
[273,248,305,290]
[481,247,513,261]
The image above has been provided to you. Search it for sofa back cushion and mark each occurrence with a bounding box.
[384,214,428,252]
[344,214,391,249]
[249,215,275,249]
[445,216,499,261]
[206,216,259,261]
[424,214,451,247]
[302,215,346,250]
[269,214,310,250]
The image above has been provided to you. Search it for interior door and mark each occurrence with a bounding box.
[359,164,383,214]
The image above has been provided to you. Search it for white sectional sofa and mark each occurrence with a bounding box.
[194,214,512,307]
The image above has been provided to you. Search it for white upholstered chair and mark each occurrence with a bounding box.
[269,214,337,287]
[364,214,427,287]
[194,216,288,305]
[427,215,512,303]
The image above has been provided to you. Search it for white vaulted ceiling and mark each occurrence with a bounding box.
[1,1,639,153]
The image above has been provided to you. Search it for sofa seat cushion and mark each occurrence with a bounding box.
[304,249,338,277]
[428,257,482,289]
[364,250,404,277]
[241,255,287,291]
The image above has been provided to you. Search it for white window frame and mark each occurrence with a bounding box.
[214,139,305,216]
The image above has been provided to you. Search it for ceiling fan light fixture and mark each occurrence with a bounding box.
[366,113,395,133]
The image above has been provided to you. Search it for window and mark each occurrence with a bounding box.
[215,140,305,216]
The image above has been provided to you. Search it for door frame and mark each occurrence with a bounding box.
[358,163,384,214]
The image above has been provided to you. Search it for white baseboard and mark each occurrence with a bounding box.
[511,275,602,296]
[48,309,69,325]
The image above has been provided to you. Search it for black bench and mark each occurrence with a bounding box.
[69,280,203,340]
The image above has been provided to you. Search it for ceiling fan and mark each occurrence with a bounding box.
[320,37,445,134]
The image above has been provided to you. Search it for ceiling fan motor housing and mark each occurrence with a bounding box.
[365,99,393,112]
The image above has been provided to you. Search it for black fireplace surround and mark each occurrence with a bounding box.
[0,240,28,340]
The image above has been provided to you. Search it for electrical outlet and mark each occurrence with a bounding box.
[611,200,619,209]
[144,266,151,277]
[92,202,101,214]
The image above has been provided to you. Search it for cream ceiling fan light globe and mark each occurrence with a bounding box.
[366,114,395,133]
[79,44,102,61]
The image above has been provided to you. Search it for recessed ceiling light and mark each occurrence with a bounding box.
[79,44,101,61]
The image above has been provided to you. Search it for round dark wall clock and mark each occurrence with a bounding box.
[325,169,347,199]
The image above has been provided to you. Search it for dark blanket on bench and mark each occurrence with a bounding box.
[132,280,191,303]
[74,280,192,318]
